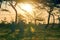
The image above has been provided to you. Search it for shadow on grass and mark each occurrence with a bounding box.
[0,20,60,40]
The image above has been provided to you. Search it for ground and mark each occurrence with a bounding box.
[0,24,60,40]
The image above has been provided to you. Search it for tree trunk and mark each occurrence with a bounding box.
[45,13,51,28]
[9,2,17,23]
[45,7,54,29]
[51,14,55,28]
[7,2,17,34]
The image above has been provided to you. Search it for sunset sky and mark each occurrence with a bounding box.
[0,1,59,24]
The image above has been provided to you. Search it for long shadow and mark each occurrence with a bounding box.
[16,20,25,40]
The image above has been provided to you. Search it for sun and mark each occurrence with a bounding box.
[19,3,33,12]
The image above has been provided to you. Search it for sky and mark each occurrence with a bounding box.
[0,1,59,24]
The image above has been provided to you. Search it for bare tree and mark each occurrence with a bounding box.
[0,0,18,23]
[36,0,60,28]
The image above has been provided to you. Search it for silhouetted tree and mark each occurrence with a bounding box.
[0,0,18,23]
[36,0,60,28]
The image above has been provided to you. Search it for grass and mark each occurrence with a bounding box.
[0,22,60,40]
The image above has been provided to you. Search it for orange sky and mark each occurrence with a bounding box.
[0,1,59,24]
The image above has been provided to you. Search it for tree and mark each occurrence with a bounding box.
[36,0,60,28]
[0,0,18,23]
[0,0,19,35]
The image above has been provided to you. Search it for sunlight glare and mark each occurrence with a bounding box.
[19,3,33,12]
